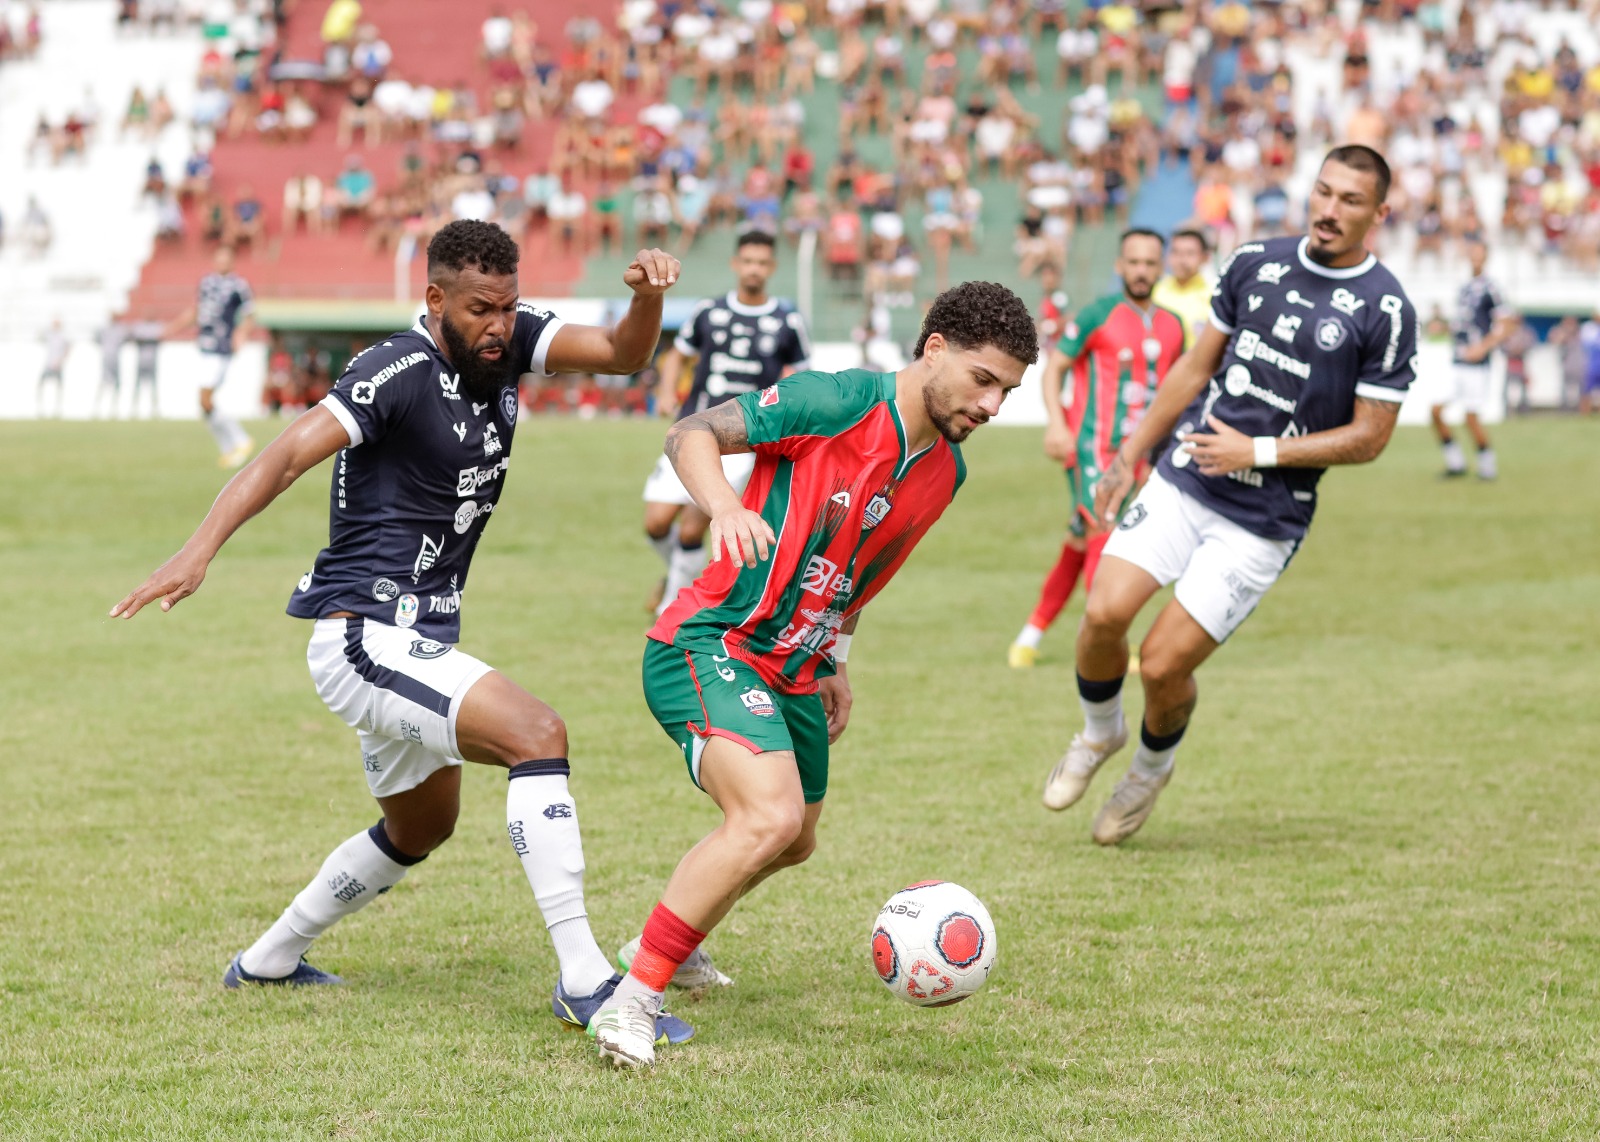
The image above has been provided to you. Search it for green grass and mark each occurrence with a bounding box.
[2,415,1599,1140]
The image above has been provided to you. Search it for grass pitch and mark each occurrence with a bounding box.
[2,414,1598,1140]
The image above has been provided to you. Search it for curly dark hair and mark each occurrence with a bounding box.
[427,219,520,281]
[912,281,1039,365]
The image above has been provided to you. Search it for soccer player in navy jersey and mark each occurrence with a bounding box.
[163,244,258,468]
[1041,145,1420,845]
[112,222,698,1042]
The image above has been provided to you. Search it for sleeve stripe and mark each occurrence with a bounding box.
[319,394,362,447]
[1354,382,1406,403]
[1209,310,1234,334]
[673,335,697,356]
[529,318,566,376]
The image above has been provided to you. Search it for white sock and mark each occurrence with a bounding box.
[239,823,416,978]
[1078,677,1125,744]
[506,759,615,996]
[1015,623,1044,649]
[614,972,665,1005]
[1131,724,1184,778]
[203,408,233,450]
[1476,448,1496,477]
[647,519,679,566]
[1442,439,1466,472]
[659,541,707,616]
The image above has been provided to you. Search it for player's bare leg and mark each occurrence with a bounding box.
[1091,599,1217,845]
[1043,556,1159,809]
[594,738,811,1066]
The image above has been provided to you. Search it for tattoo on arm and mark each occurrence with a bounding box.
[663,400,751,463]
[1280,397,1401,467]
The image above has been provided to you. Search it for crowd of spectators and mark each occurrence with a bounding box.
[0,2,41,65]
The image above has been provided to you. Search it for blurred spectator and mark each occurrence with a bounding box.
[21,195,51,256]
[334,153,376,220]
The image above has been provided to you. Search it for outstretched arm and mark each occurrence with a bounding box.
[110,405,350,618]
[1179,397,1402,476]
[543,248,681,375]
[662,401,773,568]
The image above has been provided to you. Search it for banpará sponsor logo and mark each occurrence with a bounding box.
[1233,330,1311,381]
[457,456,511,496]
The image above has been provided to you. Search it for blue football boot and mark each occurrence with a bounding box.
[223,953,345,988]
[553,973,695,1045]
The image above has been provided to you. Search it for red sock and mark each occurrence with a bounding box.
[1082,532,1110,590]
[1028,540,1088,630]
[628,902,707,993]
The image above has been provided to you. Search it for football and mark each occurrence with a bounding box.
[870,881,998,1007]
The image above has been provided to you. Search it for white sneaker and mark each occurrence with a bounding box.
[1091,765,1174,846]
[590,991,660,1069]
[617,937,734,989]
[1042,724,1129,811]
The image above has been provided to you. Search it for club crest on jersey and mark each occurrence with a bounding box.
[740,688,776,717]
[1256,263,1290,285]
[395,594,419,628]
[863,493,892,530]
[1315,317,1347,350]
[500,387,518,423]
[759,387,780,407]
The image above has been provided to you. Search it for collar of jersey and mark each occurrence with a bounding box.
[724,292,779,316]
[1295,236,1376,280]
[883,373,936,479]
[412,314,439,348]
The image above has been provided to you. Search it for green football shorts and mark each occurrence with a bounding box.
[642,638,830,803]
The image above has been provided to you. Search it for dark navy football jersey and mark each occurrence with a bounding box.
[1158,235,1418,540]
[195,272,253,355]
[287,304,564,640]
[673,292,810,418]
[1452,274,1512,364]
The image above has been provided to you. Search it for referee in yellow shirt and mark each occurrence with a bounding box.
[1150,228,1214,350]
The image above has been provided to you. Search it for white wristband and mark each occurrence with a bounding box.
[831,634,852,663]
[1252,437,1279,468]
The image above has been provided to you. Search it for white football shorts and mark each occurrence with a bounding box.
[1441,363,1491,414]
[197,350,233,392]
[1102,471,1300,644]
[306,617,493,798]
[641,451,758,505]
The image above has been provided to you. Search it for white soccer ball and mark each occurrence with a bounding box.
[870,880,997,1007]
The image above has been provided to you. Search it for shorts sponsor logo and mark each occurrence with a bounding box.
[1118,503,1148,530]
[541,803,573,819]
[1315,317,1347,350]
[396,593,419,628]
[863,493,892,530]
[372,577,400,602]
[712,654,737,682]
[457,457,510,496]
[412,534,443,582]
[1256,262,1290,285]
[428,591,461,615]
[1271,313,1302,343]
[362,751,382,772]
[408,639,450,659]
[507,819,529,856]
[500,387,518,423]
[740,688,776,717]
[759,387,780,407]
[1330,288,1366,316]
[482,423,503,457]
[399,718,423,743]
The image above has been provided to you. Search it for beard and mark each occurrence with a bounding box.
[1124,278,1154,300]
[439,312,516,401]
[923,380,981,443]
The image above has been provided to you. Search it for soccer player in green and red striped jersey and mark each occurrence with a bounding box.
[1008,229,1185,669]
[590,282,1039,1069]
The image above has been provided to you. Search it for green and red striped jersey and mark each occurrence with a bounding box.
[649,369,966,695]
[1058,293,1185,468]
